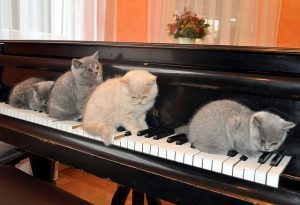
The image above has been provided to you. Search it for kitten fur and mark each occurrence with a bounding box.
[187,100,295,156]
[9,77,54,113]
[48,51,102,121]
[83,70,158,145]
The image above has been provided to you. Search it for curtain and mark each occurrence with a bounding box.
[148,0,282,46]
[235,0,282,46]
[0,0,116,41]
[148,0,176,43]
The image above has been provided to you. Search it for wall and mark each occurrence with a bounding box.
[116,0,148,42]
[115,0,300,47]
[277,0,300,48]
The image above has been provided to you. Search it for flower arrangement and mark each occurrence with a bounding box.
[168,8,209,39]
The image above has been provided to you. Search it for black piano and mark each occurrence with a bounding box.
[0,41,300,204]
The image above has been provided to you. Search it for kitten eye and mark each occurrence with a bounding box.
[96,66,100,70]
[142,96,147,99]
[271,143,278,146]
[260,140,265,144]
[87,64,93,72]
[132,96,137,99]
[39,98,43,101]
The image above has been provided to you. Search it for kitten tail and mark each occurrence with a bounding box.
[82,121,116,145]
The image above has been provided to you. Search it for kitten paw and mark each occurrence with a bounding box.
[102,137,113,146]
[101,125,116,146]
[129,127,143,135]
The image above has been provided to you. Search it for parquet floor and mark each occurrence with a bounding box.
[56,167,174,205]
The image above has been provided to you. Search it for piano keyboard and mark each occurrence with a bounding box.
[0,103,291,188]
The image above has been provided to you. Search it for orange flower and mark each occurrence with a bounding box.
[167,7,209,39]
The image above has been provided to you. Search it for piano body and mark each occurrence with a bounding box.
[0,41,300,204]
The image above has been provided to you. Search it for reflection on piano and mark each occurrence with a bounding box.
[0,41,300,204]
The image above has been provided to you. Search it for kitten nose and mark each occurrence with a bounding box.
[138,100,142,104]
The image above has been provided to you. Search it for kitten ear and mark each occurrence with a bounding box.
[72,59,83,69]
[282,121,296,131]
[120,75,129,85]
[146,75,157,86]
[91,51,99,59]
[251,113,263,127]
[46,81,55,89]
[32,84,39,93]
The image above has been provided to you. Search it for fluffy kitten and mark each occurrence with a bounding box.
[9,77,54,113]
[83,70,158,145]
[187,100,295,156]
[48,51,102,121]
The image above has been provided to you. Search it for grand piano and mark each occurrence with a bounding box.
[0,40,299,204]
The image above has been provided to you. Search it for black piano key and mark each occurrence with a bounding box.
[176,137,188,145]
[258,152,273,164]
[137,128,158,136]
[124,131,132,136]
[145,129,169,138]
[270,152,285,166]
[117,126,126,132]
[240,155,248,161]
[167,134,187,143]
[153,131,174,140]
[227,150,238,157]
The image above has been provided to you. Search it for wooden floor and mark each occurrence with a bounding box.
[56,167,174,205]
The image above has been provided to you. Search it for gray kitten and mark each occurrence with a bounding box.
[186,100,295,156]
[9,77,54,113]
[48,51,102,121]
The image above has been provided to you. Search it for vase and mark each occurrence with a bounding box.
[178,37,196,44]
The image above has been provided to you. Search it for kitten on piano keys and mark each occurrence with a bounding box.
[48,51,102,121]
[185,100,295,157]
[83,70,158,145]
[8,77,54,113]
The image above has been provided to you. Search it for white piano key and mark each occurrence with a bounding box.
[233,154,261,179]
[135,137,152,152]
[244,161,262,182]
[166,142,191,161]
[94,135,102,142]
[120,136,129,148]
[211,154,231,173]
[113,138,122,146]
[0,103,293,188]
[201,153,215,170]
[165,143,177,160]
[183,149,201,166]
[267,156,292,188]
[193,152,207,168]
[158,143,170,159]
[87,133,96,140]
[110,131,127,147]
[222,154,242,176]
[82,130,90,139]
[175,146,193,163]
[150,138,169,156]
[143,137,162,154]
[255,154,277,184]
[127,136,137,150]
